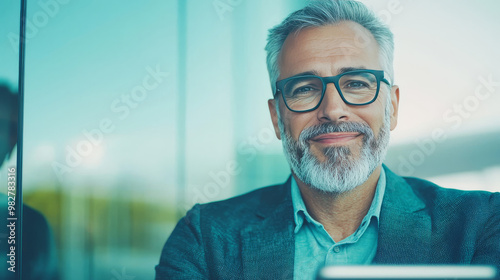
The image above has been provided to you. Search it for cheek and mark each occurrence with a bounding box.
[282,113,315,140]
[353,108,386,136]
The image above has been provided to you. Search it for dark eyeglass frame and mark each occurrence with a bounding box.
[274,69,391,113]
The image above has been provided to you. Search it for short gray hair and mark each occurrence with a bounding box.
[265,0,394,95]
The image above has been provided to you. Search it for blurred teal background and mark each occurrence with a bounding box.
[0,0,499,279]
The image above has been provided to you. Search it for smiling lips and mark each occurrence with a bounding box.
[310,132,361,145]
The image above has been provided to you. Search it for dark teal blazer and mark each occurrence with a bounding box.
[155,166,500,279]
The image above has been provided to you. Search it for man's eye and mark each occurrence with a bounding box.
[345,80,369,89]
[297,86,314,92]
[292,86,318,95]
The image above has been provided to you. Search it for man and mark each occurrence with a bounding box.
[155,1,500,279]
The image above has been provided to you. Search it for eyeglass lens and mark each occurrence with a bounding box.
[283,72,378,111]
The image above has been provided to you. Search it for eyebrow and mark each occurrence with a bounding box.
[287,66,368,79]
[338,66,367,74]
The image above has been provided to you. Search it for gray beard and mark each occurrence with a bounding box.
[279,104,391,194]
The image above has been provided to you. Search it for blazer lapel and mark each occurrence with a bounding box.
[241,177,295,279]
[374,167,431,264]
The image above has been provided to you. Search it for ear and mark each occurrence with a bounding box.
[389,85,400,131]
[268,98,281,140]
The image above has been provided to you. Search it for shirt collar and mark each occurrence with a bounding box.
[291,167,386,234]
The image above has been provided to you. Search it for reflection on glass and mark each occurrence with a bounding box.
[0,85,60,280]
[0,0,59,278]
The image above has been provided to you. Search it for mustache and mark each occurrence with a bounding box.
[298,121,373,143]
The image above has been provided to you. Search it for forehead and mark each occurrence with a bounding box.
[278,21,381,79]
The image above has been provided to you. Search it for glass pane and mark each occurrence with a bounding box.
[23,1,177,279]
[0,1,22,280]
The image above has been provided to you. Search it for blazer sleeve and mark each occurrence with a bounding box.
[155,204,209,280]
[471,192,500,267]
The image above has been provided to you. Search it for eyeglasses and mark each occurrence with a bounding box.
[275,69,390,113]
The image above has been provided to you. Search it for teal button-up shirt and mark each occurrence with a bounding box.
[292,168,386,280]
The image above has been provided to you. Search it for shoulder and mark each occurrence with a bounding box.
[187,181,289,225]
[385,168,499,221]
[403,176,498,209]
[205,181,287,209]
[183,180,291,228]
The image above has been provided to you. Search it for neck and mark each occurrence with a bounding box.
[294,165,382,242]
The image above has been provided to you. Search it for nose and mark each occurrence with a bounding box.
[316,83,351,122]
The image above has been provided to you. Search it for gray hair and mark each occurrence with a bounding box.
[265,0,394,95]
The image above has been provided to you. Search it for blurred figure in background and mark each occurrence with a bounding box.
[0,83,60,280]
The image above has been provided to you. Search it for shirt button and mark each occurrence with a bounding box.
[333,246,340,253]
